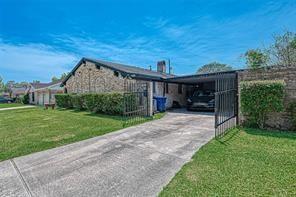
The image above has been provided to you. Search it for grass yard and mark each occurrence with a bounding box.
[0,107,164,161]
[0,103,24,108]
[160,128,296,196]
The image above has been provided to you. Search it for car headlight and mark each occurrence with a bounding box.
[187,98,192,103]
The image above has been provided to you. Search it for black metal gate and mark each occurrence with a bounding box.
[215,73,238,138]
[123,81,150,127]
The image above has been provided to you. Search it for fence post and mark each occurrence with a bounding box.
[147,81,153,116]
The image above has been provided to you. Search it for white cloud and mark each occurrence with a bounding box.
[0,40,79,82]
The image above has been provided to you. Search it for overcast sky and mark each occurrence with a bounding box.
[1,0,296,82]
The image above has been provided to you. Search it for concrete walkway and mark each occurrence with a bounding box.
[0,109,214,197]
[0,105,35,111]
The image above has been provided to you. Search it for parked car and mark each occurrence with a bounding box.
[0,97,14,103]
[187,90,215,111]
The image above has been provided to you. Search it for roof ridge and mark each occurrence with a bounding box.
[85,57,175,76]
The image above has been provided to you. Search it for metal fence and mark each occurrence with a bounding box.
[215,73,238,138]
[122,81,150,127]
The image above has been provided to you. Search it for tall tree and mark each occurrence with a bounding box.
[267,31,296,66]
[0,76,4,93]
[244,49,268,69]
[197,62,233,74]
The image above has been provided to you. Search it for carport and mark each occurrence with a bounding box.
[166,71,238,138]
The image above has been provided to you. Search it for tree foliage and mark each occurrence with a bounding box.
[240,80,285,129]
[197,62,233,74]
[244,49,268,69]
[0,76,4,93]
[267,31,296,66]
[52,72,68,82]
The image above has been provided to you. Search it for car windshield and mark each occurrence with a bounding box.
[193,90,214,97]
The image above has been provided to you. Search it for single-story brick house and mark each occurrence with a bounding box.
[28,81,63,105]
[61,57,295,131]
[61,57,190,111]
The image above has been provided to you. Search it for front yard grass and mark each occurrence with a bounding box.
[0,107,164,161]
[160,128,296,196]
[0,103,24,108]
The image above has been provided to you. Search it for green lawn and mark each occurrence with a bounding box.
[0,107,164,161]
[0,103,24,108]
[160,128,296,196]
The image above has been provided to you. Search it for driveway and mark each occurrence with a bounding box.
[0,105,35,111]
[0,109,214,197]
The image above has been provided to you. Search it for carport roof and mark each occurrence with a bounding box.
[165,70,239,84]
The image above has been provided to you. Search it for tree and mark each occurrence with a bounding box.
[244,49,268,69]
[267,31,296,66]
[5,81,15,98]
[32,80,40,84]
[197,62,233,74]
[60,72,68,80]
[51,72,68,82]
[51,76,59,82]
[0,76,4,93]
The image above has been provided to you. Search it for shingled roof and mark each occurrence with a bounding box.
[31,80,62,90]
[62,57,176,85]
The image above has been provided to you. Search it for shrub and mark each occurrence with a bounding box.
[288,101,296,130]
[83,93,97,112]
[55,94,72,108]
[240,80,285,129]
[15,96,23,104]
[101,92,124,114]
[71,94,84,110]
[92,92,124,115]
[56,92,128,115]
[22,94,29,104]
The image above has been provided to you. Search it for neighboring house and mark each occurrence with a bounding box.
[11,86,28,98]
[28,81,63,105]
[61,58,188,109]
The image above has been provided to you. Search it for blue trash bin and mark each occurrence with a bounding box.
[153,96,167,112]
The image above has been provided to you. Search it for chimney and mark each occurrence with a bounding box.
[157,60,166,73]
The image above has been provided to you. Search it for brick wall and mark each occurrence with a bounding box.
[238,65,296,130]
[65,61,132,93]
[153,82,186,108]
[64,60,198,111]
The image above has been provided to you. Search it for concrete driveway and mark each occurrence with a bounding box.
[0,109,214,197]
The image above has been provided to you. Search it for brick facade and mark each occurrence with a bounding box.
[153,82,187,108]
[65,61,128,93]
[64,60,186,111]
[238,65,296,130]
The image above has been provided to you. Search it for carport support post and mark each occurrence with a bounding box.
[147,81,153,116]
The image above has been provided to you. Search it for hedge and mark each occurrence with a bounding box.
[55,92,131,115]
[22,94,29,104]
[240,80,285,129]
[71,94,85,110]
[55,94,72,109]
